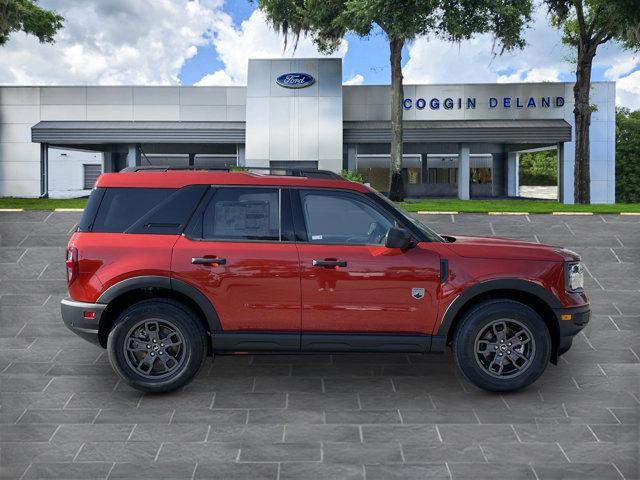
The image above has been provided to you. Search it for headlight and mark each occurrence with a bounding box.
[566,262,584,292]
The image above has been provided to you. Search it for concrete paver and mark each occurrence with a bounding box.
[0,211,638,479]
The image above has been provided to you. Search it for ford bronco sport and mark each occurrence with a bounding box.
[61,168,590,393]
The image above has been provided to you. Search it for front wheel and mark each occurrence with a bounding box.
[107,299,207,393]
[452,299,551,392]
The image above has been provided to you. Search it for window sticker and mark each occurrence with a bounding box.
[214,201,270,237]
[311,235,323,240]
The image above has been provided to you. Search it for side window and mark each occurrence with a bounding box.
[300,191,394,245]
[203,188,281,241]
[92,188,175,233]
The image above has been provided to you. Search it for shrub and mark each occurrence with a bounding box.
[341,170,364,183]
[519,150,558,186]
[616,108,640,203]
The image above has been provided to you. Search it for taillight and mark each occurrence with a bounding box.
[66,247,78,285]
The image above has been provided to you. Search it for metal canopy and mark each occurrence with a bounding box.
[32,119,571,146]
[343,119,572,144]
[32,121,246,144]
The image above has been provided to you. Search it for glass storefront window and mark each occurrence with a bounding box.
[407,168,421,185]
[471,168,492,184]
[428,168,458,185]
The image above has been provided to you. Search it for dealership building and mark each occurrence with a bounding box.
[0,58,616,203]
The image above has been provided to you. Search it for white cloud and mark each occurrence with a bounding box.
[604,54,639,81]
[616,70,640,109]
[0,0,224,85]
[403,8,572,85]
[197,9,348,86]
[343,74,364,85]
[195,70,237,86]
[497,67,561,83]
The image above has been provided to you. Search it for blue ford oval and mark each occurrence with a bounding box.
[275,73,315,89]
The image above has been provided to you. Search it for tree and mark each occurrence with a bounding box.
[0,0,64,46]
[544,0,640,204]
[258,0,532,200]
[615,107,640,203]
[519,150,558,186]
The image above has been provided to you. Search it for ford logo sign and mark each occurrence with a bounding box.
[275,73,315,89]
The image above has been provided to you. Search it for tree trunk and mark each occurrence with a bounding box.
[388,36,405,201]
[573,45,595,204]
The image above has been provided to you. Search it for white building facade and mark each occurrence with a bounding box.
[0,58,616,203]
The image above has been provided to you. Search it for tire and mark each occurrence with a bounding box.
[107,299,207,393]
[452,299,551,392]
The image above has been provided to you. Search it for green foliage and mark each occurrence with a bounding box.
[616,108,640,203]
[258,0,533,54]
[519,150,558,186]
[341,169,364,183]
[545,0,640,51]
[0,0,64,45]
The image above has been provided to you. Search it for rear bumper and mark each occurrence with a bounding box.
[60,298,106,346]
[554,304,590,355]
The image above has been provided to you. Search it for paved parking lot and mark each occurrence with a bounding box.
[0,210,638,480]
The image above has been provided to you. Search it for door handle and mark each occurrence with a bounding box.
[312,259,347,268]
[192,257,226,266]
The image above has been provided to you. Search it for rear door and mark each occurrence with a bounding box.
[293,189,441,337]
[171,186,301,339]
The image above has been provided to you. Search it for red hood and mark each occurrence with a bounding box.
[441,235,580,262]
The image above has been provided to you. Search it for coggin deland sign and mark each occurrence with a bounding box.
[275,71,566,112]
[403,95,565,110]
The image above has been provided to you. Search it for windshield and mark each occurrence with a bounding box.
[369,189,444,242]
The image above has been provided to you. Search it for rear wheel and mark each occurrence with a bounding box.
[452,299,551,392]
[107,299,207,393]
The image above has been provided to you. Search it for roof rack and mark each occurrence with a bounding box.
[119,166,344,180]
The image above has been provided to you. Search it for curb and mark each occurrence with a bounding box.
[620,212,640,216]
[417,211,458,215]
[0,208,24,212]
[54,208,85,212]
[552,212,594,216]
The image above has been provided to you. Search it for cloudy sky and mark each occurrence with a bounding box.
[0,0,638,108]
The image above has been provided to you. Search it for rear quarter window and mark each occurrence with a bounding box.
[91,188,176,233]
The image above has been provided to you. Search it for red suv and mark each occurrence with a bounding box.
[61,169,589,393]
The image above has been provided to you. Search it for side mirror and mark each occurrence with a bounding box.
[384,227,412,250]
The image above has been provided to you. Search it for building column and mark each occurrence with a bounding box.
[507,151,519,197]
[40,143,49,198]
[557,142,565,203]
[457,143,470,200]
[237,145,246,167]
[346,144,357,171]
[126,144,140,168]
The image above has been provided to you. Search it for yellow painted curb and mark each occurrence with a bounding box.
[54,208,84,212]
[488,212,529,215]
[417,211,458,215]
[620,212,640,216]
[0,208,24,212]
[552,212,594,215]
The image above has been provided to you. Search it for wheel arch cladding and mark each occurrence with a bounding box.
[439,279,561,364]
[96,275,221,349]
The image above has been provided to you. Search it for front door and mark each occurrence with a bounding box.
[172,187,301,337]
[294,189,441,337]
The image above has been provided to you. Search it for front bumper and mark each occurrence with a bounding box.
[554,304,591,356]
[60,298,107,346]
